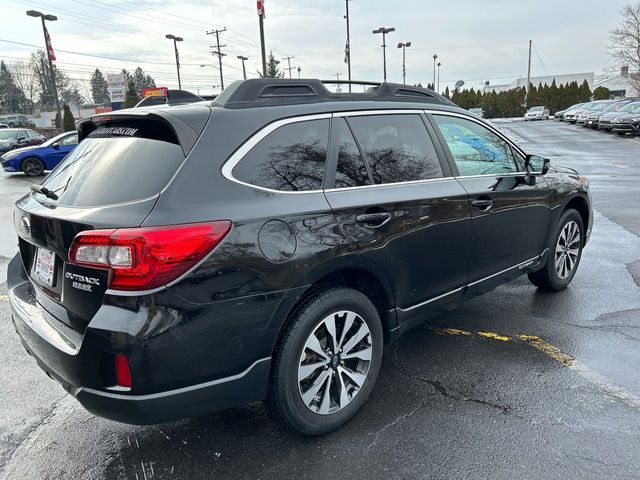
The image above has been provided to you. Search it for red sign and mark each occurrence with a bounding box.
[44,25,56,61]
[142,87,168,98]
[257,0,265,17]
[95,107,112,114]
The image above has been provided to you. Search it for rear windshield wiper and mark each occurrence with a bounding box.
[31,184,59,200]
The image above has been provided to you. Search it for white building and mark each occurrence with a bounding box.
[484,72,595,93]
[593,67,639,98]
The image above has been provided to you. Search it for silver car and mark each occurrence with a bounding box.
[524,106,550,121]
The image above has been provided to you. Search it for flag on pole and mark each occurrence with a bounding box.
[44,25,56,61]
[344,40,349,64]
[257,0,265,18]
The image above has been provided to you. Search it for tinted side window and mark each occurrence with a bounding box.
[233,119,329,191]
[62,134,78,146]
[334,118,370,188]
[433,115,518,176]
[348,114,443,184]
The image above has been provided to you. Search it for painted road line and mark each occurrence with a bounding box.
[431,327,640,410]
[0,294,8,301]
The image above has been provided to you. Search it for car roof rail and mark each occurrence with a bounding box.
[213,78,456,109]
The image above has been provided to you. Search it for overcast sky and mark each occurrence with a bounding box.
[0,0,632,96]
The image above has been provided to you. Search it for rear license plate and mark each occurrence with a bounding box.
[32,247,56,287]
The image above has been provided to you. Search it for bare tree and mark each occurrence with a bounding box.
[609,3,640,92]
[11,59,39,113]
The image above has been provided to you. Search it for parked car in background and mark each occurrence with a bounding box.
[583,100,618,128]
[0,123,8,129]
[0,128,45,156]
[468,107,484,118]
[524,106,550,120]
[576,101,614,126]
[611,104,640,135]
[0,114,32,128]
[564,102,592,123]
[1,131,78,176]
[8,78,592,435]
[598,100,640,131]
[556,102,585,121]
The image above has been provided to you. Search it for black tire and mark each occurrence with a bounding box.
[21,157,44,176]
[267,286,383,435]
[528,209,584,291]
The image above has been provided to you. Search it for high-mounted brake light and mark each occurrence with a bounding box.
[69,221,231,291]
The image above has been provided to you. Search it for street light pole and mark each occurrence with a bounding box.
[432,54,438,90]
[397,41,411,85]
[437,62,441,92]
[372,27,395,82]
[344,0,352,92]
[26,10,61,127]
[297,66,301,79]
[237,56,249,80]
[165,34,183,89]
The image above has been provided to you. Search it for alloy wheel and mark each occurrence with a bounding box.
[23,158,42,176]
[297,310,372,415]
[555,220,580,280]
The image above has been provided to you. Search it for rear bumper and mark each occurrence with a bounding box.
[8,253,275,424]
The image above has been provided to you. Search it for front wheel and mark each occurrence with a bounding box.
[21,157,44,176]
[528,209,584,291]
[268,287,383,435]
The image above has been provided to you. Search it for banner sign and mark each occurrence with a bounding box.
[141,87,168,98]
[107,74,126,103]
[44,25,56,61]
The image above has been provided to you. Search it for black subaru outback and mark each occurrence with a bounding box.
[8,79,592,435]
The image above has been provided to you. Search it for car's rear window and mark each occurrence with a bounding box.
[37,120,184,207]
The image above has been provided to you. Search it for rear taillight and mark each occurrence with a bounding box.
[69,221,231,291]
[114,353,132,389]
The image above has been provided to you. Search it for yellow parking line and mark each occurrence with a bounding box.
[0,294,8,302]
[431,327,640,410]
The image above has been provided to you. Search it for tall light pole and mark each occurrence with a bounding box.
[437,62,441,92]
[432,54,438,89]
[297,66,301,79]
[344,0,352,92]
[165,34,183,89]
[257,0,267,76]
[237,55,248,80]
[397,41,411,85]
[372,27,395,82]
[26,10,61,127]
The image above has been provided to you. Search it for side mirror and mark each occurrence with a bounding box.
[51,142,60,148]
[525,154,550,176]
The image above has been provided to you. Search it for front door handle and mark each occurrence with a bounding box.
[355,212,391,227]
[472,199,493,211]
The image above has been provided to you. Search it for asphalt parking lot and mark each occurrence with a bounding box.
[1,120,639,480]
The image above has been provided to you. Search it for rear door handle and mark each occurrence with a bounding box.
[471,199,493,210]
[355,212,391,227]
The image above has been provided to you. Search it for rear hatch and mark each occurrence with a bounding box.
[14,108,210,333]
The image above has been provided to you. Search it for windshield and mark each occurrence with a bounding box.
[591,102,613,111]
[567,103,584,111]
[619,102,640,112]
[603,102,628,113]
[0,130,18,140]
[529,107,543,111]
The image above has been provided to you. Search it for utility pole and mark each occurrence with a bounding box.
[27,10,62,126]
[282,55,295,78]
[237,55,249,80]
[432,54,438,89]
[257,0,267,76]
[297,66,301,79]
[344,0,352,92]
[165,34,183,89]
[207,28,227,90]
[397,41,411,85]
[524,39,532,108]
[334,73,342,92]
[437,62,441,92]
[372,27,395,82]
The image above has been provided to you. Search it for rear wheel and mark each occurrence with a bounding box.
[528,209,584,291]
[21,157,44,176]
[268,287,383,435]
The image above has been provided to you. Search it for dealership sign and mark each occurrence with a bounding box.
[107,74,126,103]
[142,87,168,98]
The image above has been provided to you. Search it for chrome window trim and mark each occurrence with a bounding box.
[220,113,332,195]
[333,109,425,117]
[425,109,529,175]
[326,176,457,193]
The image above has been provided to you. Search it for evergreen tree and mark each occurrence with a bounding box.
[260,52,284,78]
[548,79,559,113]
[579,79,592,101]
[443,86,450,99]
[90,68,110,104]
[592,86,610,100]
[62,103,75,131]
[132,67,156,93]
[54,112,61,129]
[123,78,141,108]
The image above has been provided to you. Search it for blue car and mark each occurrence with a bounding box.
[1,131,78,176]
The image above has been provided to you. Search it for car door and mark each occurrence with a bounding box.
[324,112,472,320]
[15,130,29,148]
[429,113,551,295]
